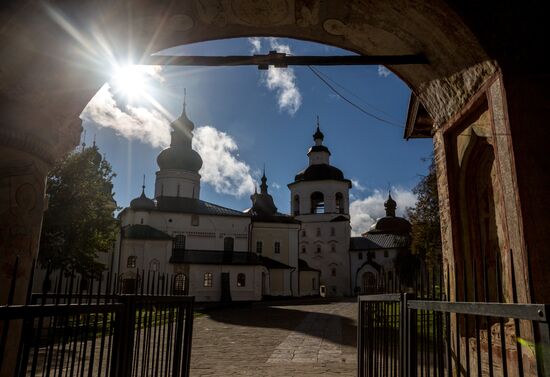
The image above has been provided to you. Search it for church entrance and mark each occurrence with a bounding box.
[362,272,378,295]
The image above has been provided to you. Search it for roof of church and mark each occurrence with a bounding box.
[156,196,249,217]
[170,250,262,265]
[122,224,172,240]
[298,258,321,272]
[260,256,293,269]
[349,233,410,251]
[293,164,352,186]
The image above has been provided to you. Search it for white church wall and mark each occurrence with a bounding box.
[350,248,401,292]
[188,264,262,302]
[154,170,201,199]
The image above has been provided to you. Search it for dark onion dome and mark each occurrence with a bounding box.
[313,125,324,141]
[157,146,203,171]
[130,189,155,211]
[368,192,410,234]
[368,216,411,234]
[294,164,352,187]
[156,101,203,172]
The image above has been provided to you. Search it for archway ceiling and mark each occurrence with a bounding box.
[0,0,499,160]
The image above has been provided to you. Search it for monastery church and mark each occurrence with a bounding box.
[114,101,411,301]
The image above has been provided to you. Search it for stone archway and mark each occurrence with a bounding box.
[1,3,549,368]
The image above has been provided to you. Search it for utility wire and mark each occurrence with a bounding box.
[311,66,402,123]
[307,65,404,129]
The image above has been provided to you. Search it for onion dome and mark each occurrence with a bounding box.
[369,192,411,234]
[313,125,324,141]
[130,179,155,210]
[248,169,277,215]
[295,164,346,182]
[157,96,203,172]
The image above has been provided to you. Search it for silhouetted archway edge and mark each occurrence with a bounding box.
[2,0,548,311]
[0,0,496,162]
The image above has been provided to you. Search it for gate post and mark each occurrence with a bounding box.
[405,293,417,377]
[111,295,136,377]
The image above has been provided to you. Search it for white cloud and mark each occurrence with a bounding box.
[378,65,391,78]
[271,182,282,190]
[193,126,255,197]
[82,84,255,198]
[349,187,417,236]
[351,178,366,191]
[81,84,171,148]
[248,37,262,54]
[248,38,302,115]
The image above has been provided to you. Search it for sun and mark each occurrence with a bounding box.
[110,65,149,102]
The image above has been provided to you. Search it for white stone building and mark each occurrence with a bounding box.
[288,121,353,297]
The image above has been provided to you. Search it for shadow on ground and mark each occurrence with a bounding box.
[202,299,357,348]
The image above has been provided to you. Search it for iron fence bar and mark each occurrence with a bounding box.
[359,294,402,302]
[358,297,365,377]
[181,300,195,377]
[407,301,547,321]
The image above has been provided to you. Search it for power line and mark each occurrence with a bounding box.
[307,65,404,129]
[311,66,402,123]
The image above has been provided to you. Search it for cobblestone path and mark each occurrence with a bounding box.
[190,299,357,376]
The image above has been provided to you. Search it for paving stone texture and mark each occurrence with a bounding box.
[190,299,357,376]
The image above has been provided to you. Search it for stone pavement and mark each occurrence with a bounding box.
[190,299,357,376]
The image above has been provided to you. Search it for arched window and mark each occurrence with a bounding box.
[203,273,213,287]
[335,192,344,213]
[331,268,337,277]
[149,259,160,272]
[358,252,363,260]
[293,195,300,215]
[301,247,306,254]
[174,274,186,295]
[224,237,234,252]
[331,245,336,253]
[237,273,246,287]
[127,256,137,268]
[310,192,325,214]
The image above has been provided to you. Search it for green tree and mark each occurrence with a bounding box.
[407,157,442,268]
[39,144,118,277]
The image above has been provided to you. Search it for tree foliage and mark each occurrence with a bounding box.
[406,157,442,268]
[39,145,118,276]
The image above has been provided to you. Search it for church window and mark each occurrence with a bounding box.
[256,241,263,254]
[331,227,335,236]
[316,228,321,236]
[174,235,186,250]
[358,252,363,260]
[149,259,160,272]
[168,218,173,223]
[237,273,246,287]
[224,237,234,252]
[331,245,336,253]
[302,247,306,254]
[140,218,144,224]
[293,195,300,215]
[384,250,389,258]
[174,274,186,295]
[310,192,325,214]
[274,242,281,254]
[331,268,337,277]
[335,193,344,214]
[312,278,316,290]
[316,246,321,254]
[203,273,213,287]
[191,215,199,226]
[302,230,306,237]
[127,256,137,268]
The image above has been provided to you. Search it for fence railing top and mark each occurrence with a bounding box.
[408,300,549,322]
[358,293,402,302]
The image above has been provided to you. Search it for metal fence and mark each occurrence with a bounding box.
[0,259,194,377]
[357,255,550,377]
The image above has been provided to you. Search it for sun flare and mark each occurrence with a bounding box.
[110,65,149,101]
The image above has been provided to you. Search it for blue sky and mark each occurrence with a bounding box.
[81,37,433,235]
